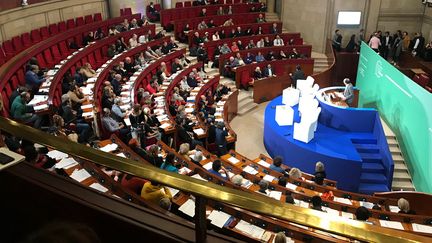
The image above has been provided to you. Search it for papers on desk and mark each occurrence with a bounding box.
[323,207,340,217]
[100,143,118,153]
[154,108,164,115]
[333,196,352,205]
[263,174,275,182]
[90,183,108,193]
[166,187,180,197]
[159,123,171,129]
[243,165,258,175]
[82,111,93,117]
[124,118,131,126]
[55,157,78,169]
[116,153,126,158]
[193,128,205,136]
[286,182,297,191]
[81,104,93,109]
[157,114,168,122]
[267,190,282,200]
[208,210,231,228]
[33,103,49,111]
[81,87,93,95]
[179,199,195,217]
[257,160,270,168]
[234,220,265,239]
[203,162,213,171]
[28,95,48,105]
[241,179,253,189]
[70,168,91,182]
[341,212,354,220]
[47,150,68,160]
[187,96,195,102]
[389,205,399,213]
[191,173,208,181]
[214,112,222,117]
[215,118,224,122]
[47,70,56,76]
[360,201,374,209]
[294,199,309,208]
[379,220,404,230]
[120,104,130,110]
[412,223,432,234]
[185,108,194,113]
[178,167,192,175]
[87,77,96,83]
[227,156,240,165]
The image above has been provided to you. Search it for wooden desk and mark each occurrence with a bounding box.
[253,74,292,104]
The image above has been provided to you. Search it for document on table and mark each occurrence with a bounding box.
[179,199,195,217]
[33,103,49,111]
[55,157,78,169]
[267,191,282,200]
[379,220,404,230]
[178,167,192,175]
[124,118,131,126]
[412,223,432,234]
[159,123,171,129]
[243,165,258,175]
[294,200,309,208]
[185,108,195,113]
[227,156,240,165]
[360,201,374,209]
[100,143,118,153]
[191,173,208,181]
[263,174,275,182]
[203,162,213,170]
[286,182,298,191]
[81,104,93,109]
[323,207,340,216]
[82,111,94,117]
[193,128,205,136]
[388,205,399,213]
[90,183,108,193]
[70,169,91,182]
[341,212,354,220]
[116,153,126,158]
[333,196,352,205]
[257,160,270,168]
[166,187,180,197]
[47,150,69,160]
[207,210,231,228]
[28,95,48,105]
[241,179,253,189]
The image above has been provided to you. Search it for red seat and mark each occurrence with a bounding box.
[94,13,102,22]
[59,41,70,56]
[76,16,85,26]
[11,76,20,90]
[17,69,25,85]
[155,4,161,12]
[11,36,23,52]
[49,24,59,36]
[51,45,62,62]
[40,27,50,39]
[58,21,67,32]
[75,35,83,48]
[413,74,430,87]
[66,19,75,29]
[43,49,55,67]
[175,2,183,8]
[184,1,192,7]
[1,90,10,117]
[21,33,32,47]
[87,53,96,67]
[234,0,240,3]
[226,0,233,4]
[85,15,93,24]
[30,29,42,43]
[36,53,47,68]
[124,8,132,16]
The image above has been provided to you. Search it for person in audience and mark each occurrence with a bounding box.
[254,66,263,80]
[74,67,86,86]
[402,31,411,51]
[197,21,208,30]
[94,28,105,40]
[223,18,234,27]
[220,43,232,54]
[368,32,381,53]
[171,58,183,73]
[290,65,305,88]
[231,41,239,52]
[109,74,122,96]
[342,78,354,106]
[82,32,94,46]
[159,197,172,211]
[231,174,244,186]
[212,31,220,41]
[160,153,179,173]
[187,72,199,88]
[154,29,166,39]
[345,34,358,52]
[270,156,286,174]
[141,180,172,205]
[207,19,216,28]
[288,167,303,180]
[226,5,233,15]
[191,150,203,164]
[197,44,209,68]
[333,29,343,52]
[274,35,284,46]
[107,44,117,58]
[412,32,425,57]
[129,18,139,29]
[146,79,160,95]
[235,53,245,66]
[257,180,269,194]
[111,98,126,122]
[102,108,130,142]
[129,34,139,48]
[176,119,203,149]
[60,95,92,143]
[244,27,253,36]
[145,145,164,167]
[274,232,287,243]
[257,38,265,48]
[25,65,45,94]
[313,161,326,185]
[119,19,129,32]
[178,143,191,160]
[10,86,31,111]
[81,63,96,79]
[398,198,416,214]
[256,13,266,23]
[355,206,371,222]
[219,29,226,39]
[288,48,300,59]
[244,52,255,64]
[11,92,43,128]
[109,25,120,36]
[246,40,256,50]
[255,52,265,62]
[234,27,243,37]
[214,121,228,156]
[278,50,287,59]
[67,85,87,110]
[278,177,287,187]
[255,26,263,35]
[263,64,275,77]
[229,29,236,38]
[115,38,127,53]
[260,2,267,11]
[101,85,115,110]
[148,2,160,21]
[145,46,159,61]
[209,159,229,180]
[266,51,275,61]
[311,196,323,211]
[217,6,224,15]
[264,36,272,47]
[270,23,279,34]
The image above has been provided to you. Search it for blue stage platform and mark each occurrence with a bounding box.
[263,91,393,193]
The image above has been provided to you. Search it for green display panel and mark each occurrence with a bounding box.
[356,42,432,193]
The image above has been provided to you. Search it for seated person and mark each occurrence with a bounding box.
[197,21,208,30]
[256,13,266,23]
[263,64,276,77]
[191,151,203,164]
[140,180,172,205]
[264,36,272,47]
[254,66,263,79]
[289,48,300,59]
[207,19,216,28]
[398,198,416,214]
[81,62,97,79]
[311,196,323,211]
[111,98,126,122]
[82,32,94,46]
[144,145,164,167]
[247,40,256,49]
[270,23,279,34]
[160,153,179,173]
[220,43,231,54]
[147,2,160,21]
[101,108,130,142]
[244,27,253,36]
[266,51,275,61]
[269,156,286,174]
[288,167,303,180]
[255,52,265,62]
[278,50,287,59]
[11,92,43,128]
[25,65,45,94]
[231,41,239,52]
[186,72,199,88]
[171,58,183,73]
[208,159,229,180]
[278,177,287,187]
[244,52,255,64]
[273,35,284,46]
[256,38,265,48]
[313,161,326,185]
[355,206,372,223]
[257,180,269,194]
[234,27,243,37]
[223,18,234,26]
[146,80,160,95]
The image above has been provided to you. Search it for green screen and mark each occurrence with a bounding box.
[357,42,432,193]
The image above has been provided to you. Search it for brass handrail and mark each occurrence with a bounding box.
[0,116,428,242]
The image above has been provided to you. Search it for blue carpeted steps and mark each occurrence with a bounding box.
[352,138,390,195]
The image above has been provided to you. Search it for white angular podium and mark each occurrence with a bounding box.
[275,105,294,126]
[293,121,315,143]
[282,87,300,107]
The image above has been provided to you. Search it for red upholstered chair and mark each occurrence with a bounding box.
[85,15,93,24]
[66,19,75,29]
[184,1,192,7]
[2,40,14,58]
[76,16,85,26]
[124,8,132,16]
[59,41,70,56]
[226,0,233,4]
[87,53,96,67]
[49,24,59,36]
[51,45,62,62]
[175,2,183,8]
[58,21,67,32]
[155,4,161,12]
[21,33,32,47]
[30,29,42,43]
[94,13,102,22]
[413,74,430,87]
[11,36,23,52]
[36,53,47,68]
[234,0,240,3]
[17,69,25,85]
[40,26,50,39]
[43,49,55,67]
[120,8,125,16]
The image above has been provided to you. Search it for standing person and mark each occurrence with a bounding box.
[412,32,425,57]
[381,31,393,60]
[215,122,228,156]
[368,32,381,53]
[332,30,342,52]
[289,65,305,88]
[342,78,354,106]
[392,32,403,65]
[345,34,357,52]
[402,31,411,51]
[357,29,365,46]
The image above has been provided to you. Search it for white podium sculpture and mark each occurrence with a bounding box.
[275,105,294,126]
[302,107,321,132]
[297,76,315,96]
[293,121,315,143]
[298,96,318,117]
[282,87,300,107]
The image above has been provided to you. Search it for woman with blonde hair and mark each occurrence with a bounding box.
[81,62,97,79]
[398,198,416,214]
[288,167,303,180]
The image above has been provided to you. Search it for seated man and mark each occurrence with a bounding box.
[244,52,255,64]
[269,156,287,174]
[255,52,265,62]
[25,65,45,94]
[11,92,43,128]
[208,159,229,180]
[263,64,276,77]
[101,108,130,142]
[171,58,183,73]
[256,13,266,23]
[273,35,285,46]
[186,72,199,88]
[311,196,323,211]
[140,180,172,205]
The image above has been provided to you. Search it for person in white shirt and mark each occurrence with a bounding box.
[257,38,265,48]
[273,35,284,46]
[138,34,147,44]
[212,31,220,41]
[129,34,138,48]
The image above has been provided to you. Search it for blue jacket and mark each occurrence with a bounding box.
[160,163,179,173]
[25,70,44,89]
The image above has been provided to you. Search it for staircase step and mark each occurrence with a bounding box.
[389,146,401,153]
[351,138,377,144]
[358,153,382,163]
[387,137,397,145]
[360,173,387,184]
[354,144,380,153]
[359,183,389,195]
[237,101,258,115]
[393,171,411,179]
[362,163,385,173]
[394,163,408,171]
[392,180,415,191]
[392,154,404,161]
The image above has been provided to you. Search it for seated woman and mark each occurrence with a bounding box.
[398,198,416,214]
[160,153,179,173]
[313,161,326,185]
[288,167,304,180]
[178,143,192,161]
[311,196,323,211]
[231,41,239,52]
[140,180,172,205]
[254,66,263,79]
[81,63,97,79]
[191,150,203,164]
[257,180,269,194]
[278,50,287,59]
[146,80,160,95]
